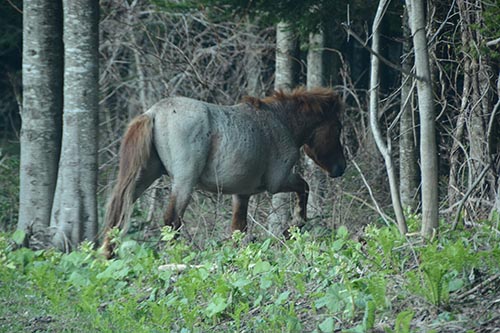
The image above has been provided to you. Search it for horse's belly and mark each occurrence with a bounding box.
[198,163,266,195]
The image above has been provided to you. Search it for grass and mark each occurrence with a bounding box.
[1,220,499,332]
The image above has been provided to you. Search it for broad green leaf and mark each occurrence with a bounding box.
[319,318,334,333]
[253,260,272,275]
[205,296,228,317]
[448,277,464,292]
[232,277,252,288]
[11,229,26,245]
[274,291,290,305]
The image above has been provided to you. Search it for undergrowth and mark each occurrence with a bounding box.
[1,220,499,332]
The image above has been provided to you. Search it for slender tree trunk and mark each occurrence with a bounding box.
[51,0,99,250]
[405,0,439,237]
[18,1,63,237]
[305,31,327,219]
[399,9,419,211]
[370,0,407,235]
[268,22,297,235]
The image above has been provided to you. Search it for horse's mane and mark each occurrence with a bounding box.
[243,87,342,117]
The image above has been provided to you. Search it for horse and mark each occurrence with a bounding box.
[101,87,346,257]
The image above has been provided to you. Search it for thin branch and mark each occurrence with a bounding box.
[350,159,393,226]
[452,164,492,230]
[486,36,500,47]
[341,23,427,83]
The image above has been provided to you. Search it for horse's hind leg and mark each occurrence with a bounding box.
[133,146,165,201]
[231,194,250,232]
[163,181,195,232]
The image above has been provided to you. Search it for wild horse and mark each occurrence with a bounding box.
[102,87,346,257]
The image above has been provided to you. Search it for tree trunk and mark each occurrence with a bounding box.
[268,22,297,235]
[51,0,99,250]
[244,20,264,98]
[405,0,439,237]
[18,0,63,237]
[305,31,328,219]
[399,9,419,211]
[370,0,407,235]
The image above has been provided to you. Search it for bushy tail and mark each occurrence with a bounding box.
[101,114,153,257]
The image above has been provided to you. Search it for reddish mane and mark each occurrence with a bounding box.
[243,87,342,118]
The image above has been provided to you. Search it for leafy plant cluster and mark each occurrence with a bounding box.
[1,221,499,332]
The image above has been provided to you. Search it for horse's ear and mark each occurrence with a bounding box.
[303,144,314,158]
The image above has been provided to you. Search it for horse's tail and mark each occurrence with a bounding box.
[101,113,154,257]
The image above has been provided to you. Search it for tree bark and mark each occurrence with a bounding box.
[18,0,63,236]
[51,0,99,250]
[370,0,407,235]
[405,0,439,237]
[305,31,328,218]
[399,9,419,211]
[268,22,297,235]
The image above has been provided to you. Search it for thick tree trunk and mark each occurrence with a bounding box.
[51,0,99,250]
[18,1,63,236]
[405,0,439,237]
[399,10,419,211]
[305,31,328,218]
[268,22,297,235]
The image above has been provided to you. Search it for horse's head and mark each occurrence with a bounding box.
[304,115,346,178]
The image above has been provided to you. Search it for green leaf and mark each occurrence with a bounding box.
[260,238,271,252]
[253,260,272,275]
[232,277,252,288]
[319,317,335,333]
[274,291,290,305]
[363,301,376,330]
[395,310,414,333]
[336,226,348,239]
[205,296,228,317]
[12,229,26,245]
[96,259,129,280]
[315,284,346,312]
[259,274,273,290]
[68,271,90,287]
[448,278,464,292]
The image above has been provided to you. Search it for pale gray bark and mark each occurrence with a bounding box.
[307,32,324,89]
[18,1,63,235]
[51,0,99,250]
[244,21,264,98]
[369,0,407,235]
[306,31,327,218]
[405,0,439,237]
[274,22,296,90]
[268,22,297,235]
[399,10,419,211]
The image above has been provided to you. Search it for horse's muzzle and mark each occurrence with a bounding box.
[329,164,346,178]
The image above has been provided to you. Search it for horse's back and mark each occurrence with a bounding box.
[147,96,298,195]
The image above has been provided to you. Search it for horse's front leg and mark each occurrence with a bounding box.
[231,194,250,233]
[277,173,309,232]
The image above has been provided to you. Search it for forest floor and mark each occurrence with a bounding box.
[1,219,500,333]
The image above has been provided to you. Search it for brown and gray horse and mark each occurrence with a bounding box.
[101,87,346,257]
